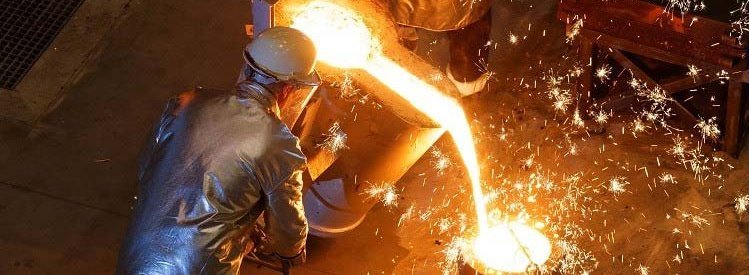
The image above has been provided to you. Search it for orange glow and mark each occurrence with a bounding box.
[291,1,550,272]
[468,223,552,273]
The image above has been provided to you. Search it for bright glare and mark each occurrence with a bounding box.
[291,1,550,272]
[292,0,486,229]
[470,223,552,273]
[291,1,374,68]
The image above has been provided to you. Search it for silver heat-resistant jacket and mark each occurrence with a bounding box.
[117,82,308,274]
[388,0,492,31]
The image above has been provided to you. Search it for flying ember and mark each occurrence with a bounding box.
[291,1,551,272]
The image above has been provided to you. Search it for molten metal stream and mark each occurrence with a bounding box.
[365,56,488,229]
[291,0,487,231]
[291,1,550,272]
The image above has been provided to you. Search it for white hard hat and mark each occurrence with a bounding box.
[245,26,320,86]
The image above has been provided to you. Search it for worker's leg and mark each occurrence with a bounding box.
[446,11,491,96]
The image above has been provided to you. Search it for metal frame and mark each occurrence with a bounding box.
[559,0,748,156]
[0,0,84,90]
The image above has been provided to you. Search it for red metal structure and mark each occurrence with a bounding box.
[558,0,749,156]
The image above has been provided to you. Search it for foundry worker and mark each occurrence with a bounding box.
[116,26,317,274]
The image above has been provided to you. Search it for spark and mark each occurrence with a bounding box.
[437,218,453,234]
[631,118,649,136]
[563,222,586,239]
[607,176,629,197]
[382,187,400,207]
[668,135,688,158]
[439,237,468,275]
[523,155,535,170]
[658,173,677,184]
[636,85,670,104]
[664,0,706,15]
[695,117,720,142]
[686,64,701,80]
[546,72,573,113]
[431,148,453,175]
[629,78,643,89]
[364,182,399,208]
[570,65,584,77]
[419,209,433,221]
[552,94,573,112]
[637,264,650,275]
[572,109,585,129]
[566,19,584,42]
[592,108,611,125]
[640,106,671,128]
[675,208,711,229]
[732,10,749,44]
[477,57,496,82]
[632,83,675,129]
[673,253,683,264]
[398,204,415,226]
[509,33,519,44]
[338,72,359,98]
[735,194,749,215]
[549,88,572,112]
[717,70,731,81]
[567,141,579,156]
[595,64,612,81]
[554,240,598,274]
[317,122,349,153]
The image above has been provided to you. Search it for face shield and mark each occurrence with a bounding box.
[242,51,320,128]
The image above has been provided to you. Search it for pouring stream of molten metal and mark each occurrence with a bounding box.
[367,56,489,228]
[291,1,550,272]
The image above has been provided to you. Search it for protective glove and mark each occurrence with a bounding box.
[249,223,269,253]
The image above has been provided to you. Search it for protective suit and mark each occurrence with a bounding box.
[387,0,492,31]
[116,81,308,274]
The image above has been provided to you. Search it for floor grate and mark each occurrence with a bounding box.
[0,0,84,90]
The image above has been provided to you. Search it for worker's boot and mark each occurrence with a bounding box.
[446,64,489,97]
[445,12,492,97]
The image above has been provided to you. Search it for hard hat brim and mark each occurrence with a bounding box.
[244,45,321,87]
[294,69,321,87]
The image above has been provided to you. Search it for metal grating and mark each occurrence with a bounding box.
[0,0,84,90]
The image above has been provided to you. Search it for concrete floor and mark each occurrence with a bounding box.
[0,0,249,273]
[1,0,748,274]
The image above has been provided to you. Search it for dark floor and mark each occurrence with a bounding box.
[0,0,413,273]
[0,0,251,273]
[0,0,748,274]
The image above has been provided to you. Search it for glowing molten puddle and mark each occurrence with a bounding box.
[291,1,550,272]
[467,223,552,273]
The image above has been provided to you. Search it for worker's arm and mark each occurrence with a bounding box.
[264,169,308,261]
[137,91,196,182]
[136,95,183,182]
